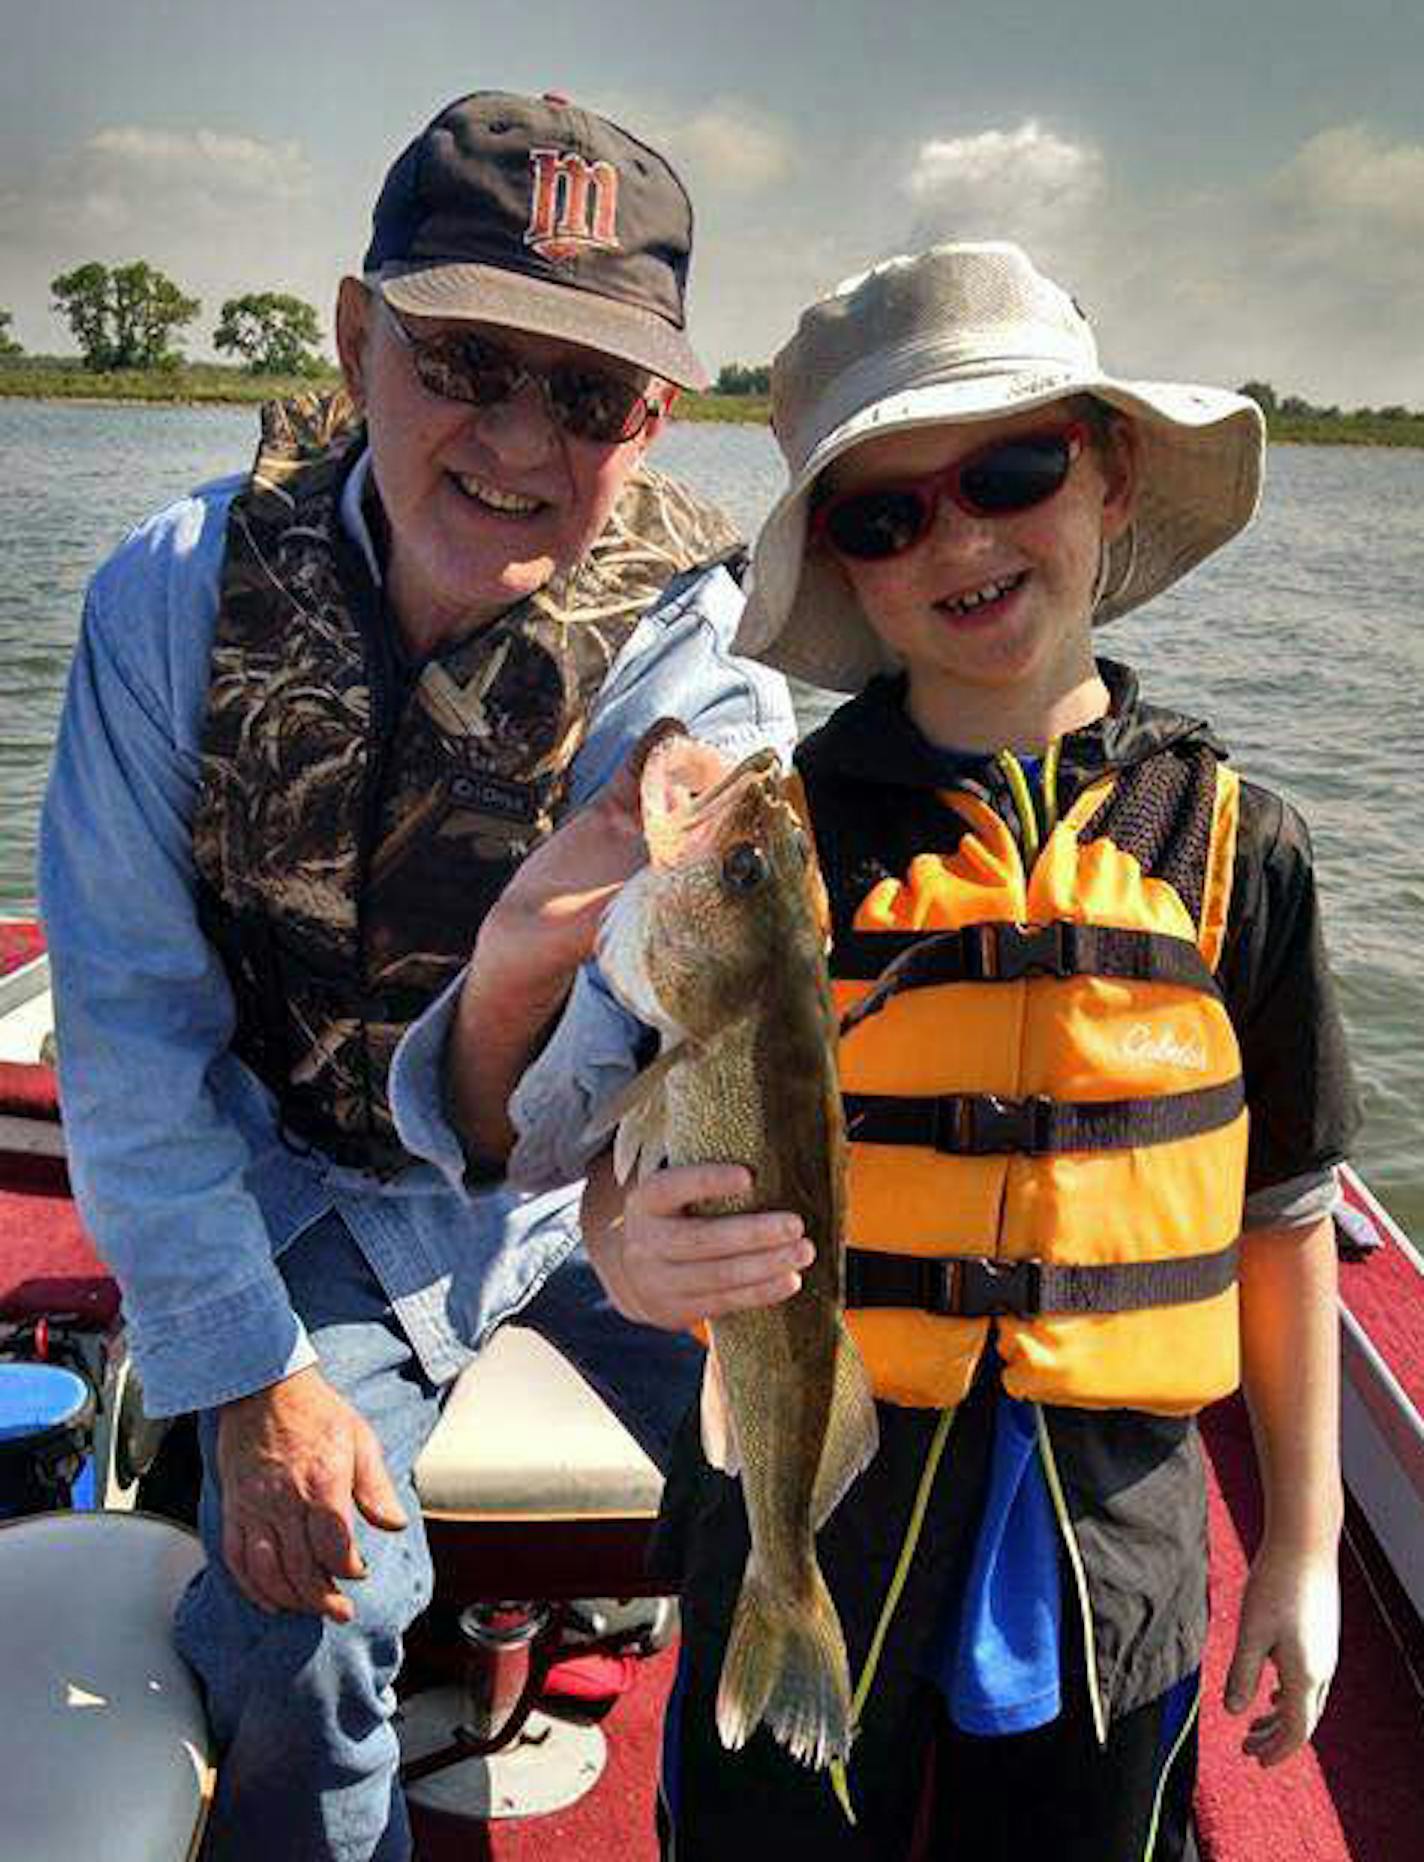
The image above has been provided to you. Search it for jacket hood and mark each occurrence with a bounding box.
[797,659,1228,796]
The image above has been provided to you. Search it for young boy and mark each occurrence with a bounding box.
[505,242,1358,1860]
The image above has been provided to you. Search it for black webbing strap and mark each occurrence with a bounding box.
[837,922,1220,1038]
[844,1241,1240,1318]
[843,1076,1244,1156]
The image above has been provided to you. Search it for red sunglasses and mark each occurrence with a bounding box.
[812,422,1088,562]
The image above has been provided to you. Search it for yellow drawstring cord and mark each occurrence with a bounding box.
[829,738,1062,1820]
[1042,738,1062,836]
[996,750,1040,866]
[829,1404,956,1824]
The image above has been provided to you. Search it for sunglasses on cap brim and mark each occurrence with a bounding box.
[382,301,661,445]
[811,421,1088,562]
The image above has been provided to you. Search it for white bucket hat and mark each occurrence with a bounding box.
[735,241,1265,693]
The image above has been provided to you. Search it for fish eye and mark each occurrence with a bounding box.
[722,841,769,892]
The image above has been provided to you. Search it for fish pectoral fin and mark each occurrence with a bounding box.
[583,1043,687,1184]
[811,1324,880,1531]
[700,1334,741,1477]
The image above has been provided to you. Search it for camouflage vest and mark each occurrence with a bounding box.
[193,392,741,1174]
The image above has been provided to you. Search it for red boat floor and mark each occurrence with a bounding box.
[412,1648,675,1862]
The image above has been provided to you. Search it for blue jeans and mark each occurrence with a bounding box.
[175,1210,701,1862]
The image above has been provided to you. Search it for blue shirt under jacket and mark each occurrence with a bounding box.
[39,452,795,1419]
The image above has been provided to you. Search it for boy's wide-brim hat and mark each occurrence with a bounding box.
[735,242,1266,692]
[363,90,709,390]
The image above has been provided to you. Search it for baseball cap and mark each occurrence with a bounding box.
[363,90,709,389]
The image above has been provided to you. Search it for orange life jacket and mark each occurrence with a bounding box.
[831,753,1245,1415]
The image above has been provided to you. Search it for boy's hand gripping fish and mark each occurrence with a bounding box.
[595,730,880,1770]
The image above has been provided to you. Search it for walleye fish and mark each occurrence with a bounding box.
[595,731,879,1769]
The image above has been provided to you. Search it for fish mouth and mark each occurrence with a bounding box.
[642,738,784,867]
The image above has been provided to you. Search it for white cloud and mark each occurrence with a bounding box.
[672,103,794,193]
[599,92,794,197]
[872,117,1423,409]
[1271,124,1424,235]
[903,121,1105,254]
[83,127,315,204]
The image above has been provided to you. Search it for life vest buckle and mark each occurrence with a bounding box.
[984,920,1074,981]
[952,1256,1045,1319]
[938,1092,1054,1156]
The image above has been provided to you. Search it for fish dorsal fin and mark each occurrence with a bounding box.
[811,1324,880,1531]
[582,1042,687,1183]
[699,1333,742,1477]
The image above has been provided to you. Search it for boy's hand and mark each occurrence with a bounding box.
[1224,1539,1340,1765]
[587,1161,814,1330]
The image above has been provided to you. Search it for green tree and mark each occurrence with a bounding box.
[214,291,324,375]
[50,260,200,370]
[0,310,21,358]
[714,362,771,396]
[1237,380,1277,415]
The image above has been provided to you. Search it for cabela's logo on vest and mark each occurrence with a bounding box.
[524,147,621,263]
[1122,1020,1209,1073]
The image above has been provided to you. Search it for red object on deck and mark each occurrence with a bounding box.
[0,1059,61,1123]
[0,1175,117,1327]
[0,920,45,977]
[0,1051,116,1327]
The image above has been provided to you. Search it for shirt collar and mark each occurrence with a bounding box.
[339,447,382,585]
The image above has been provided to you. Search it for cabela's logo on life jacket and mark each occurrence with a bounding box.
[525,148,621,262]
[1122,1020,1209,1072]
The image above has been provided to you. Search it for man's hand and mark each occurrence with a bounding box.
[583,1155,814,1330]
[447,719,682,1163]
[215,1365,407,1621]
[474,719,678,1003]
[1225,1540,1340,1765]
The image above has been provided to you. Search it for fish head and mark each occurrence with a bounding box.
[597,735,828,1042]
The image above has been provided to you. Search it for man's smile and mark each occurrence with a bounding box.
[450,472,550,519]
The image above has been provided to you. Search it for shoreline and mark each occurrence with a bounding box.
[1,376,1420,446]
[0,370,770,427]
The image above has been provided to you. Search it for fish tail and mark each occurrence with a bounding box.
[715,1557,853,1770]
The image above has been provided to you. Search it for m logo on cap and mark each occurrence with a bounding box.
[525,148,621,262]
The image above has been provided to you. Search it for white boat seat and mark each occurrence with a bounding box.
[0,1510,212,1862]
[415,1326,663,1522]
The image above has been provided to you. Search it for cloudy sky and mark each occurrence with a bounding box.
[2,0,1420,405]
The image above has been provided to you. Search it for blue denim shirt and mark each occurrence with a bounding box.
[38,453,795,1418]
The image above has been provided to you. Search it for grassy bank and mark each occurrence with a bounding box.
[1268,413,1424,447]
[1,359,1419,445]
[0,355,340,405]
[0,356,769,423]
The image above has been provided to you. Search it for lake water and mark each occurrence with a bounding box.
[0,399,1420,1235]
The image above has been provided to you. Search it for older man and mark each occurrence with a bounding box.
[39,90,793,1862]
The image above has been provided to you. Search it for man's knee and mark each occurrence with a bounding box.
[177,1509,432,1744]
